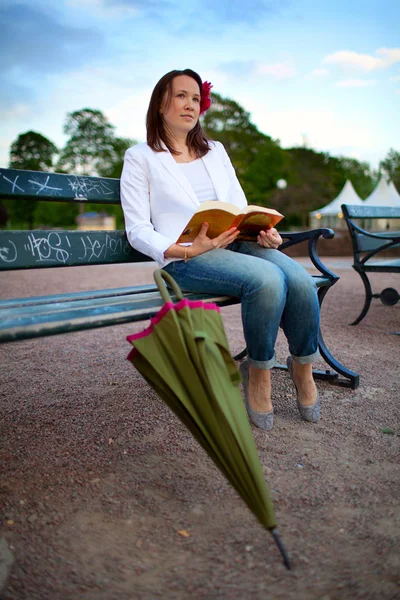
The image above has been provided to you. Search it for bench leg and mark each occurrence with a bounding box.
[351,270,372,325]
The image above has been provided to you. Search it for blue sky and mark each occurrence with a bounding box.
[1,0,399,170]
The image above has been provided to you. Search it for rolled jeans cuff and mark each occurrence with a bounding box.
[248,351,277,370]
[290,350,320,365]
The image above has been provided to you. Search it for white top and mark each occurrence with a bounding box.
[178,159,218,203]
[120,141,248,267]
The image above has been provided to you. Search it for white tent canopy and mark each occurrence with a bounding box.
[310,180,363,216]
[363,177,400,207]
[388,180,400,204]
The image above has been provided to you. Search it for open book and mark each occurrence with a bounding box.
[176,201,284,244]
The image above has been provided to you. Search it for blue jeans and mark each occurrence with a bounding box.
[163,241,320,370]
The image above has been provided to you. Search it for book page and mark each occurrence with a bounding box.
[245,205,283,217]
[195,200,241,216]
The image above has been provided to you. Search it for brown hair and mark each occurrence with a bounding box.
[146,69,210,158]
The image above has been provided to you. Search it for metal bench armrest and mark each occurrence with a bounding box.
[279,228,339,282]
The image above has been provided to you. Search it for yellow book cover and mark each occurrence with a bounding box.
[176,201,284,243]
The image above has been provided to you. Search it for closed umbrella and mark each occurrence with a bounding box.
[127,269,290,569]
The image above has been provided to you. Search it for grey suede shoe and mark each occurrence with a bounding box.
[239,360,274,431]
[286,356,320,423]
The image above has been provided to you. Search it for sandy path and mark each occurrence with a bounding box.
[1,259,399,599]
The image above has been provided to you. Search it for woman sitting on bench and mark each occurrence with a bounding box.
[120,68,321,431]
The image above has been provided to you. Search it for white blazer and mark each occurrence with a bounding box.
[120,140,248,267]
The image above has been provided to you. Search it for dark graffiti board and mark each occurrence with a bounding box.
[0,230,151,269]
[0,168,120,203]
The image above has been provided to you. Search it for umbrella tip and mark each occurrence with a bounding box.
[271,528,291,570]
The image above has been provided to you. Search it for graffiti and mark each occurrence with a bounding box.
[1,173,25,193]
[0,231,132,267]
[67,177,116,199]
[26,232,71,263]
[0,169,119,200]
[28,175,63,196]
[79,234,131,261]
[0,240,17,263]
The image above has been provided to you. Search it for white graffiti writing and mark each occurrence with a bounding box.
[67,177,115,199]
[1,174,25,193]
[79,235,131,261]
[0,232,132,266]
[0,241,17,263]
[26,232,71,263]
[28,176,63,196]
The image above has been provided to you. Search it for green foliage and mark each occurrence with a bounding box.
[259,148,375,226]
[7,131,58,228]
[334,156,376,198]
[57,108,130,176]
[380,148,400,189]
[203,92,288,205]
[10,130,58,171]
[34,201,80,229]
[203,93,270,176]
[97,136,136,178]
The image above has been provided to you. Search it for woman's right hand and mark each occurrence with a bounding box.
[190,222,240,257]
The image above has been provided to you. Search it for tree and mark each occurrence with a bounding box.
[8,131,58,228]
[9,131,58,172]
[270,148,341,227]
[57,108,118,176]
[97,136,136,178]
[380,149,400,189]
[203,93,288,205]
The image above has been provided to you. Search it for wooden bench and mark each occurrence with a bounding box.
[342,204,400,325]
[0,167,359,388]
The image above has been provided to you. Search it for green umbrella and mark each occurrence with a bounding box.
[127,269,290,569]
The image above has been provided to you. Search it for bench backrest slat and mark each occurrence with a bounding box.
[341,204,400,219]
[0,230,151,269]
[341,203,400,260]
[0,168,120,204]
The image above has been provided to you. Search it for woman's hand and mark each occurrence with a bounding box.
[257,228,282,249]
[190,222,239,257]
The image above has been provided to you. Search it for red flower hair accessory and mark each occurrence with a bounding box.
[200,81,213,115]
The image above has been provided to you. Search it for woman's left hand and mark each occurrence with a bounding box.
[257,228,282,249]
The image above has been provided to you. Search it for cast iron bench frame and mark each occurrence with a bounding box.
[0,168,359,388]
[341,203,400,325]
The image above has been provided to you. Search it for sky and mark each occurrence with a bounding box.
[1,0,399,171]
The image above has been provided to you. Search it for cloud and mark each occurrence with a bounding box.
[323,48,400,72]
[219,59,296,81]
[0,3,105,74]
[335,79,376,88]
[257,61,296,80]
[305,67,329,79]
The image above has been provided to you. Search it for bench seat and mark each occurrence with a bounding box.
[0,276,332,343]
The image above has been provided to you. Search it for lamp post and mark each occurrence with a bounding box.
[276,179,287,190]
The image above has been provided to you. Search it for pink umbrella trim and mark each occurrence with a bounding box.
[126,298,220,347]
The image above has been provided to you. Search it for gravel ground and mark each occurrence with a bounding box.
[0,259,399,600]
